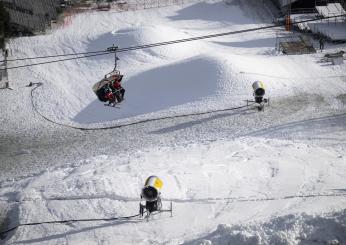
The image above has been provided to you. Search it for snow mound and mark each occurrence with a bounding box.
[186,210,346,245]
[74,55,223,123]
[87,24,200,59]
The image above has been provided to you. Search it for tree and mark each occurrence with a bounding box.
[0,2,10,48]
[0,2,11,37]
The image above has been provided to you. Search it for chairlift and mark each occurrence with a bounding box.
[92,45,125,106]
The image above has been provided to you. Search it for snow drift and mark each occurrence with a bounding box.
[186,210,346,245]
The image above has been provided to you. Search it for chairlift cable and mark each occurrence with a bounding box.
[115,13,346,53]
[2,50,110,63]
[5,51,113,70]
[1,14,345,71]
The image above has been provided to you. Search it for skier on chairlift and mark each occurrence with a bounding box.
[104,84,117,106]
[109,74,125,103]
[92,45,126,107]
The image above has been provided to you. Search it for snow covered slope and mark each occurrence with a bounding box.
[1,0,346,244]
[2,1,275,125]
[1,138,346,244]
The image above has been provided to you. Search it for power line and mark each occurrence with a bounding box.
[3,13,346,71]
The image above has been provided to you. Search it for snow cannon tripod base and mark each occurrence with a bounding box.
[246,97,270,111]
[139,199,173,221]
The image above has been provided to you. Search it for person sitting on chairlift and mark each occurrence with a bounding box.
[110,74,125,103]
[104,85,117,106]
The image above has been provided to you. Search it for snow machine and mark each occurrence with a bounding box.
[247,81,269,111]
[139,176,173,220]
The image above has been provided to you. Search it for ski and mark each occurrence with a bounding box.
[104,104,121,109]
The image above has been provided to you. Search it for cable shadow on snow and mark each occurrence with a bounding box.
[213,37,277,49]
[150,109,255,134]
[333,189,346,193]
[241,113,346,141]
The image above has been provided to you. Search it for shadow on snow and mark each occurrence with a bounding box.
[73,57,220,124]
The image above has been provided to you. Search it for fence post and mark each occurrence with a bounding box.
[4,48,8,88]
[0,48,9,89]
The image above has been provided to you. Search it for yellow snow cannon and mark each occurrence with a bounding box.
[246,81,269,111]
[139,176,172,219]
[141,175,163,202]
[252,81,265,100]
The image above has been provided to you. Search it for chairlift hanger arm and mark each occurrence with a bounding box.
[106,45,119,52]
[106,45,120,71]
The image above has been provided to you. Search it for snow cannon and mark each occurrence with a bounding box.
[139,176,172,219]
[252,81,265,103]
[141,176,163,202]
[246,81,269,111]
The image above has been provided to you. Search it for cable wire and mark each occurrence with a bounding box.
[2,14,345,71]
[0,213,141,237]
[30,83,255,131]
[0,209,173,237]
[3,49,109,62]
[5,51,112,70]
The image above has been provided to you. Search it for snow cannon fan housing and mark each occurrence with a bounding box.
[252,81,265,103]
[141,176,163,202]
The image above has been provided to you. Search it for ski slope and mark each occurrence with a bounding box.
[1,0,346,244]
[1,138,346,244]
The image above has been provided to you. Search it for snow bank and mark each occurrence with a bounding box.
[186,210,346,245]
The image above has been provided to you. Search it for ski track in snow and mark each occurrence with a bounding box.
[1,0,346,244]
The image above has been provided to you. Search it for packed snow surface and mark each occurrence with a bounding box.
[1,138,346,244]
[1,0,346,244]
